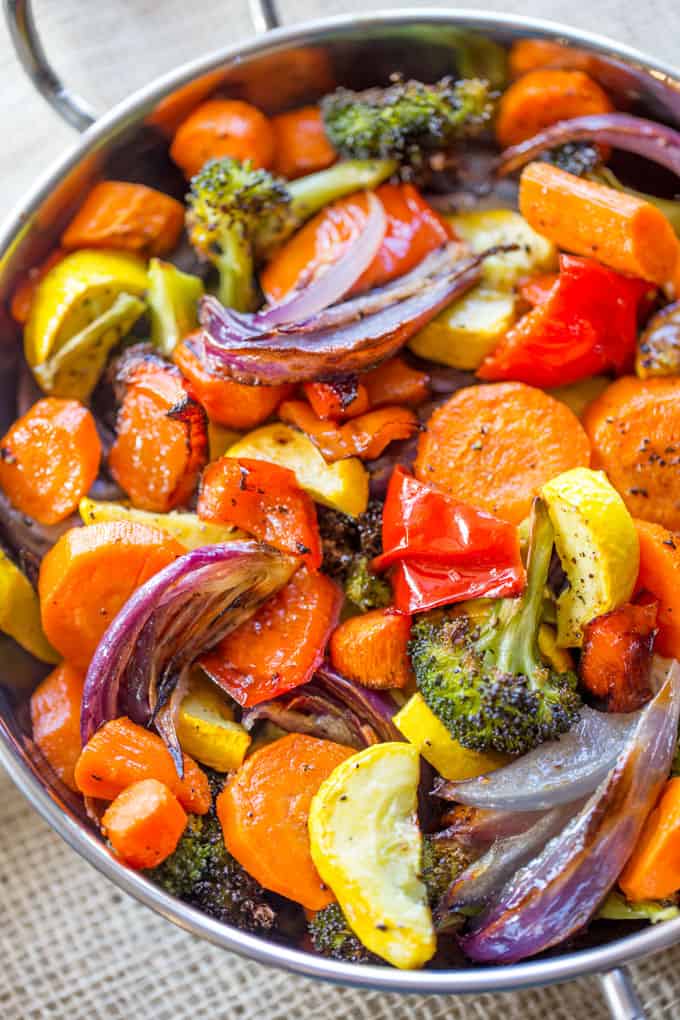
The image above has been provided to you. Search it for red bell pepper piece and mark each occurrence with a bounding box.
[197,457,322,568]
[479,255,652,388]
[372,467,525,613]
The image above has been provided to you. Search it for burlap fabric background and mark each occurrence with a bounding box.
[1,2,680,1017]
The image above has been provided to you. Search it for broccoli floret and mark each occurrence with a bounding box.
[345,557,392,611]
[543,141,600,177]
[420,834,470,907]
[410,500,581,755]
[308,903,381,963]
[321,76,495,179]
[186,157,397,311]
[147,810,276,933]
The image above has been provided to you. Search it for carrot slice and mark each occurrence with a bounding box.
[619,778,680,901]
[261,183,452,303]
[39,521,183,670]
[496,69,613,148]
[200,566,341,707]
[580,600,657,712]
[302,380,370,422]
[61,182,184,257]
[170,99,275,178]
[109,351,208,513]
[217,733,354,909]
[174,337,292,428]
[10,249,65,325]
[197,456,321,567]
[279,399,419,462]
[330,608,414,690]
[0,398,101,525]
[271,105,336,180]
[30,663,85,791]
[508,39,587,78]
[102,778,187,869]
[519,162,680,286]
[362,356,430,408]
[583,377,680,530]
[75,716,210,814]
[634,520,680,658]
[415,382,591,525]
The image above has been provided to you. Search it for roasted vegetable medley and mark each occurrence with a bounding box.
[5,35,680,970]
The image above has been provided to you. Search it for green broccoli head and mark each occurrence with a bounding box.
[321,76,495,178]
[147,810,276,933]
[345,557,392,612]
[543,142,601,177]
[308,903,380,963]
[410,500,581,755]
[186,157,293,311]
[420,834,470,907]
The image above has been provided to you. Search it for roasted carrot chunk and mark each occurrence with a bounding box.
[109,349,208,513]
[75,716,210,814]
[330,609,414,690]
[30,663,85,791]
[0,398,101,525]
[217,734,354,909]
[39,521,183,670]
[634,520,680,659]
[197,456,321,567]
[174,337,292,428]
[170,99,275,178]
[580,600,658,712]
[619,778,680,901]
[61,181,184,257]
[201,566,341,707]
[102,778,188,869]
[496,69,613,148]
[271,105,336,180]
[362,356,430,408]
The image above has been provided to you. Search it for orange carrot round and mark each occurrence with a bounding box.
[496,69,613,148]
[61,181,184,257]
[635,520,680,658]
[170,98,275,178]
[75,716,210,814]
[508,39,587,79]
[415,382,591,525]
[201,565,340,707]
[619,778,680,901]
[30,663,85,791]
[271,105,336,180]
[173,337,292,428]
[0,398,101,525]
[102,778,188,869]
[519,162,680,287]
[583,377,680,530]
[39,521,183,670]
[330,609,414,690]
[261,183,451,303]
[217,733,354,909]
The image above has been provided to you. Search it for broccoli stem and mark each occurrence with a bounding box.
[494,499,554,678]
[218,228,258,312]
[288,159,398,222]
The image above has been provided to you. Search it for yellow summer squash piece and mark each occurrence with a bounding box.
[176,675,251,771]
[79,498,245,548]
[0,550,58,663]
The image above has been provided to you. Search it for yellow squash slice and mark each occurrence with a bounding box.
[79,498,245,548]
[0,550,58,663]
[176,675,251,771]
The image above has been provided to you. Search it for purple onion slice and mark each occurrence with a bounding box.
[459,658,680,963]
[81,541,297,768]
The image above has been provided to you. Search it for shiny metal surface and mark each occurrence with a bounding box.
[1,6,680,1009]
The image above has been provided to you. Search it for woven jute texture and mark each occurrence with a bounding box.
[2,2,680,1018]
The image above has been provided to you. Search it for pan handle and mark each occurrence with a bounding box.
[599,968,647,1020]
[3,0,282,132]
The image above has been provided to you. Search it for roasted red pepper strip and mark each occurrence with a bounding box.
[372,467,525,613]
[197,457,321,567]
[478,255,652,388]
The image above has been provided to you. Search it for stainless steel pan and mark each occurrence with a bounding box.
[2,3,680,1016]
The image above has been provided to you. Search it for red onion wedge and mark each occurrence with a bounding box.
[437,706,642,812]
[223,192,386,331]
[80,542,297,770]
[498,113,680,178]
[435,802,580,929]
[198,242,484,385]
[459,658,680,963]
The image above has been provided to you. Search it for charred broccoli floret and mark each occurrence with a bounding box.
[321,76,495,179]
[345,557,391,612]
[318,500,390,610]
[410,500,581,755]
[543,141,600,177]
[308,903,381,963]
[187,157,397,311]
[147,811,276,932]
[420,834,471,907]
